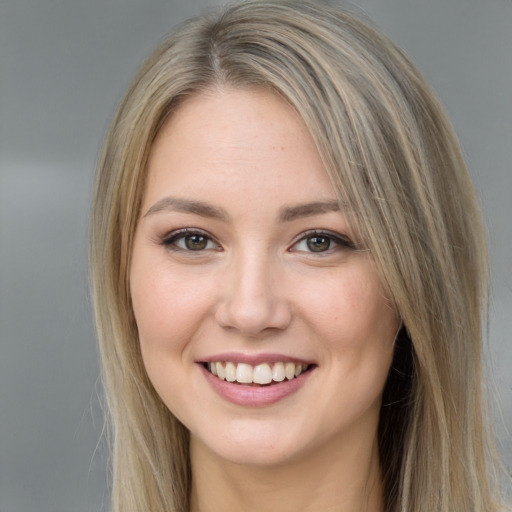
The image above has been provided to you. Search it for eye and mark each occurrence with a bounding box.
[304,235,332,252]
[290,230,354,254]
[161,229,220,252]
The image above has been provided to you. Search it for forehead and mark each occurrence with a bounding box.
[143,87,338,211]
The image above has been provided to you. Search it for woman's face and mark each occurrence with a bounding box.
[130,88,399,467]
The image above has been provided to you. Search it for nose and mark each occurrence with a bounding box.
[214,252,292,337]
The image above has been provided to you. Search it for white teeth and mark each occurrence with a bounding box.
[236,363,253,384]
[253,363,273,385]
[272,362,285,382]
[216,362,226,380]
[285,362,295,380]
[225,362,236,382]
[207,361,309,384]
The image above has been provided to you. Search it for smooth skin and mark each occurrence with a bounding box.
[130,87,399,512]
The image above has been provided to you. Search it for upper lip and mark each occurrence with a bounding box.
[198,352,315,366]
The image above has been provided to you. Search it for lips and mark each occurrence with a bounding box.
[199,354,315,406]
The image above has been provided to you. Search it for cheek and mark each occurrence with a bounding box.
[297,268,397,349]
[294,264,398,407]
[130,258,214,358]
[129,260,216,413]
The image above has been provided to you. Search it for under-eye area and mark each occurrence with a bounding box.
[202,361,315,386]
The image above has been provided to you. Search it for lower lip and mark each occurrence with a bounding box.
[200,365,313,407]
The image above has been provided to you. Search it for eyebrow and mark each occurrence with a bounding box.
[144,197,230,221]
[278,199,341,222]
[143,196,342,222]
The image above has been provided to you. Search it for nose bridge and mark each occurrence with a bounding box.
[215,245,291,335]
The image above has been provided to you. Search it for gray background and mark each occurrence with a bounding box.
[0,1,510,511]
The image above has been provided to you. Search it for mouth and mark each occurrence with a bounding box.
[203,361,313,386]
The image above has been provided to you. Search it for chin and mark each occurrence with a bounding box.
[205,441,302,468]
[190,418,326,469]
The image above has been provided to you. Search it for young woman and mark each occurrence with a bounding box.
[89,1,507,510]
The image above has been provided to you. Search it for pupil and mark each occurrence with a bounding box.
[307,236,330,252]
[185,235,207,250]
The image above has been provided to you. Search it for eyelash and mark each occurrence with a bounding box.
[161,228,355,255]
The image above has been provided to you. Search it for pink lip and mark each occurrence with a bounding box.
[199,363,314,407]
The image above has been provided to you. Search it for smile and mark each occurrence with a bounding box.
[205,361,311,385]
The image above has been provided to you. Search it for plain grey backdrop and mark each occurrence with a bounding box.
[1,1,511,511]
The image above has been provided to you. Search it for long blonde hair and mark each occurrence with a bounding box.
[90,1,504,510]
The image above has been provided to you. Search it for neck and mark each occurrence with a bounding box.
[189,430,384,512]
